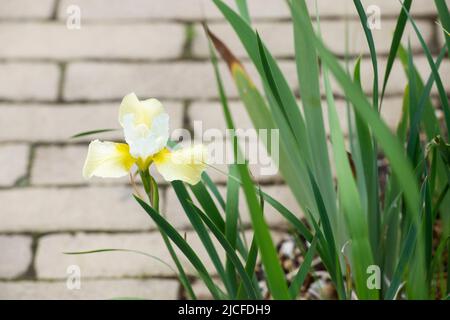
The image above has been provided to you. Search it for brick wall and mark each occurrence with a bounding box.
[0,0,448,299]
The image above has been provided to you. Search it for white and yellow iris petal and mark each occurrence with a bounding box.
[83,140,136,179]
[153,145,208,185]
[119,93,169,161]
[119,92,164,127]
[122,112,170,161]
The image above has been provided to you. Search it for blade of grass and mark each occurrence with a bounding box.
[292,0,421,223]
[351,57,369,211]
[352,55,379,258]
[235,0,251,24]
[191,203,257,299]
[353,0,379,110]
[402,0,450,246]
[202,166,321,288]
[190,202,259,300]
[236,235,261,299]
[237,161,291,299]
[380,0,413,107]
[397,44,450,242]
[432,183,449,220]
[399,47,447,144]
[435,0,450,55]
[382,187,403,279]
[424,176,433,278]
[206,26,291,299]
[214,1,310,153]
[307,209,345,299]
[447,239,450,296]
[397,44,442,140]
[405,180,429,299]
[323,65,376,299]
[206,23,317,225]
[205,29,251,256]
[261,191,312,242]
[70,128,118,139]
[139,171,196,300]
[353,0,381,260]
[292,0,425,299]
[406,41,421,163]
[430,235,450,297]
[386,178,430,299]
[385,221,418,299]
[134,195,222,300]
[190,182,225,232]
[224,165,240,297]
[288,236,318,298]
[211,0,313,169]
[401,2,450,140]
[202,172,226,210]
[290,0,338,237]
[171,181,233,297]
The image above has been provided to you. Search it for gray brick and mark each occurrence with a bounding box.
[36,232,221,278]
[0,102,183,143]
[189,101,253,132]
[190,279,223,300]
[31,145,96,186]
[0,144,29,186]
[0,235,32,279]
[30,145,181,186]
[0,63,59,101]
[63,61,297,101]
[0,279,179,299]
[0,187,155,232]
[0,0,55,19]
[57,0,225,21]
[0,23,184,60]
[63,62,233,101]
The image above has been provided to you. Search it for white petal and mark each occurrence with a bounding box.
[123,112,170,160]
[82,140,135,179]
[153,145,208,185]
[119,93,164,127]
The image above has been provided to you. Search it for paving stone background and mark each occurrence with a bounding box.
[0,0,448,299]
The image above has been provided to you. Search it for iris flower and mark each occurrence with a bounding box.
[82,93,207,185]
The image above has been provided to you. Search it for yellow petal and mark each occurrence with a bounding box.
[153,145,208,185]
[119,92,164,127]
[83,140,136,179]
